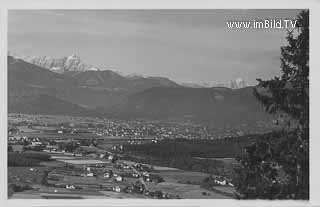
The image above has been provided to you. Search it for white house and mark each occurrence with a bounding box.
[31,141,42,146]
[66,184,75,189]
[142,171,149,177]
[228,182,234,187]
[214,179,227,186]
[103,172,110,178]
[108,155,114,161]
[113,186,121,192]
[87,172,94,177]
[116,176,123,182]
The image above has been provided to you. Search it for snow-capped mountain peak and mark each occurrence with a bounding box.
[230,77,248,89]
[11,52,101,73]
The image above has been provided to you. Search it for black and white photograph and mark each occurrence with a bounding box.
[2,3,314,204]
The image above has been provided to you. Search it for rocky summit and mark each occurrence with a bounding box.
[16,52,100,73]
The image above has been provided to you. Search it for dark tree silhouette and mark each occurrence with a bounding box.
[234,10,309,199]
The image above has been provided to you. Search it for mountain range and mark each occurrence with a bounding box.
[8,55,180,109]
[181,78,249,89]
[105,86,272,127]
[16,53,100,73]
[11,52,250,90]
[8,54,272,127]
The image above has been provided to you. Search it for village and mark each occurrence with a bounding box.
[8,113,236,199]
[8,113,276,142]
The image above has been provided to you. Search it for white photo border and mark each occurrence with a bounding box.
[1,0,319,207]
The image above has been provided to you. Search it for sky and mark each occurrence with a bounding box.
[8,9,301,85]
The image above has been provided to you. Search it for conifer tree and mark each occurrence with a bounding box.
[234,10,309,199]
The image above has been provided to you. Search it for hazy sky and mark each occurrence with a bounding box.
[8,10,301,85]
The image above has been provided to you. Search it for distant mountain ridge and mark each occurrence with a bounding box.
[106,86,272,127]
[9,52,180,90]
[18,53,100,73]
[181,78,249,89]
[8,55,180,109]
[8,54,273,128]
[11,51,249,89]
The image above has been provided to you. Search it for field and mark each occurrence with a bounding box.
[8,166,49,184]
[11,190,107,199]
[99,191,148,198]
[8,166,51,197]
[59,159,109,165]
[154,170,209,184]
[145,164,235,199]
[17,126,38,133]
[213,186,236,195]
[11,190,147,199]
[19,132,94,140]
[9,114,104,125]
[146,182,230,199]
[194,157,239,172]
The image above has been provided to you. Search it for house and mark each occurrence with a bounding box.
[123,165,130,169]
[31,138,39,142]
[214,179,227,186]
[228,182,234,187]
[8,136,17,141]
[132,173,139,178]
[116,176,123,182]
[87,172,94,177]
[108,155,114,161]
[66,184,75,189]
[113,186,121,192]
[58,130,63,134]
[103,172,110,178]
[31,141,42,146]
[142,171,149,177]
[46,144,58,152]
